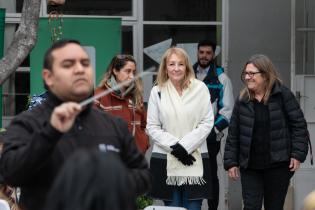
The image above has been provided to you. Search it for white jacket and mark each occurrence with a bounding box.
[146,84,214,155]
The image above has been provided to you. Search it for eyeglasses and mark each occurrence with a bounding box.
[241,71,261,78]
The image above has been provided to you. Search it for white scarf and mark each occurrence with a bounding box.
[160,79,209,186]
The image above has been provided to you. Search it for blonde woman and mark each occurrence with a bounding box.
[146,47,214,210]
[95,55,149,153]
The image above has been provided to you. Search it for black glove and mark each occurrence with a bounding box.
[170,143,196,166]
[184,154,196,166]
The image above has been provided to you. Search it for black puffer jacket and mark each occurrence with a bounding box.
[224,83,308,170]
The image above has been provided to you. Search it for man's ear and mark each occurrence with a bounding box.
[42,69,53,88]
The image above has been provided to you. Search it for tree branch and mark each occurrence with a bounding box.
[0,0,41,85]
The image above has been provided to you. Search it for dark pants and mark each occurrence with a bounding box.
[207,141,221,210]
[240,166,294,210]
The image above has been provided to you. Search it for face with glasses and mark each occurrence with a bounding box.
[242,63,266,93]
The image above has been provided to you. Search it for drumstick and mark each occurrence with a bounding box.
[80,70,155,107]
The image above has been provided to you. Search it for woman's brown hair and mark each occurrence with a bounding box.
[240,54,282,103]
[99,55,144,110]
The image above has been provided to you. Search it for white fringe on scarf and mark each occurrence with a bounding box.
[166,176,206,186]
[166,148,205,186]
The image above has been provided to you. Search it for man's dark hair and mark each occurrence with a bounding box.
[197,40,216,52]
[43,39,81,71]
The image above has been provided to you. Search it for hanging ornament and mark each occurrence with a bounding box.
[48,11,63,42]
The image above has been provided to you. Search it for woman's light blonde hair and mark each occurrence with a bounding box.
[240,54,282,103]
[156,47,195,89]
[98,54,144,111]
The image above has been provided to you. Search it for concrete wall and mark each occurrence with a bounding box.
[228,0,291,97]
[226,1,292,209]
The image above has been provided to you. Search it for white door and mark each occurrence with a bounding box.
[291,0,315,207]
[293,75,315,210]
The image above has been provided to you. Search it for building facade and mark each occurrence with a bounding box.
[0,0,314,209]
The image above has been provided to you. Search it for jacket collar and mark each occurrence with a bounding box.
[239,81,282,104]
[104,82,133,101]
[45,91,92,115]
[193,62,216,72]
[270,81,282,96]
[45,91,63,108]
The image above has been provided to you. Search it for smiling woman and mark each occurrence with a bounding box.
[156,47,195,92]
[166,53,186,95]
[240,55,281,103]
[146,47,214,210]
[241,63,265,101]
[224,54,309,210]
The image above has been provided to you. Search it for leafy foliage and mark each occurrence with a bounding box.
[136,195,153,209]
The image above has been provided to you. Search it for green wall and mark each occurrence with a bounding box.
[30,17,121,94]
[0,8,5,127]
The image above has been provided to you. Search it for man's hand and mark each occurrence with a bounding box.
[289,158,300,171]
[50,102,82,133]
[228,166,239,181]
[214,126,224,142]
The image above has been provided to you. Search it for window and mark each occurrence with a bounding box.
[141,0,224,102]
[295,0,315,74]
[122,25,133,54]
[1,0,227,113]
[15,0,24,13]
[0,0,23,13]
[144,0,219,21]
[48,0,133,16]
[2,69,30,116]
[143,25,221,72]
[295,31,315,74]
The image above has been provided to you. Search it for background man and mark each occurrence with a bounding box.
[0,39,150,210]
[193,40,234,210]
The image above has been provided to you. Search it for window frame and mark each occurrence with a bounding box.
[2,0,229,112]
